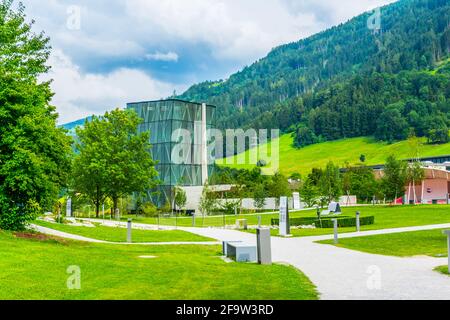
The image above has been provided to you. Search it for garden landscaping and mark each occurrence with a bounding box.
[125,205,450,238]
[34,220,214,243]
[0,230,318,300]
[435,266,450,276]
[317,229,448,257]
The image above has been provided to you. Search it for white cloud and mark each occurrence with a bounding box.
[145,51,179,62]
[46,50,183,124]
[23,0,398,123]
[125,0,396,62]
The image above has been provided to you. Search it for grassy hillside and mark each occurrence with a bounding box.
[218,135,450,176]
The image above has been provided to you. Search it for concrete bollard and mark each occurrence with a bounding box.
[356,211,361,232]
[127,219,132,243]
[333,219,339,244]
[256,228,272,265]
[258,215,262,228]
[444,230,450,274]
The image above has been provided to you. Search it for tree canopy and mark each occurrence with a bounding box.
[0,0,72,230]
[73,109,159,217]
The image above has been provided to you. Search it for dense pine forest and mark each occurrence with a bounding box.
[179,0,450,147]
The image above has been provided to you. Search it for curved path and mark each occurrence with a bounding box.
[180,225,450,300]
[32,220,450,300]
[30,224,220,246]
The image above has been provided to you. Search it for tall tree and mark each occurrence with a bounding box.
[72,117,109,217]
[267,172,291,207]
[104,109,158,216]
[253,183,267,211]
[0,1,72,230]
[319,162,342,203]
[174,186,187,212]
[300,178,319,208]
[406,161,425,204]
[73,109,158,217]
[381,155,407,202]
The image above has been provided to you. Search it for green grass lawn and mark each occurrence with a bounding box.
[0,230,318,300]
[125,205,450,238]
[435,266,449,276]
[317,229,448,257]
[34,220,214,243]
[218,135,450,176]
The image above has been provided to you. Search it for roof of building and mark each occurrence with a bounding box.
[375,167,450,181]
[126,98,216,108]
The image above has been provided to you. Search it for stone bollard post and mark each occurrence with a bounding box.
[333,219,339,244]
[256,228,272,265]
[127,219,132,243]
[356,211,361,232]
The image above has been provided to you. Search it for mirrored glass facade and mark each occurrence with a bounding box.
[127,99,216,207]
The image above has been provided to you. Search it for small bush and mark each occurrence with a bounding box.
[271,216,375,229]
[142,202,158,217]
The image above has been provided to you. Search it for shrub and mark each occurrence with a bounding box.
[0,199,42,231]
[142,202,158,217]
[271,216,375,229]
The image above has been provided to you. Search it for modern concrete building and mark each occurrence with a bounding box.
[127,99,216,208]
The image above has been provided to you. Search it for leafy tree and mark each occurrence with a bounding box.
[359,154,366,163]
[253,184,267,211]
[289,172,302,181]
[267,172,291,207]
[0,1,72,230]
[405,161,425,204]
[74,109,158,217]
[199,181,218,215]
[375,107,409,142]
[319,162,342,203]
[294,126,319,148]
[104,109,159,216]
[427,125,449,144]
[343,165,379,203]
[72,117,109,217]
[381,155,407,201]
[174,186,187,212]
[300,178,319,207]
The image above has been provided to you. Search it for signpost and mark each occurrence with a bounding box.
[356,211,361,232]
[127,219,132,243]
[333,219,339,244]
[279,196,290,237]
[293,192,301,210]
[66,198,72,218]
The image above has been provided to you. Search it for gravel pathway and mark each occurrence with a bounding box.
[30,224,219,246]
[32,220,450,300]
[179,225,450,300]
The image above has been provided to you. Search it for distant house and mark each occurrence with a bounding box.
[375,163,450,205]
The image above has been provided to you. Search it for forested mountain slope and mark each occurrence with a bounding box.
[179,0,450,140]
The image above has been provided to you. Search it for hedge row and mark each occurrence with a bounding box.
[271,216,375,229]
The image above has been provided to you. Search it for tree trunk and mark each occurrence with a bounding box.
[113,197,119,219]
[96,185,100,218]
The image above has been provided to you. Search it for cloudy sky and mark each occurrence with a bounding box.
[21,0,396,124]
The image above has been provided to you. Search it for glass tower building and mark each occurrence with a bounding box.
[127,99,216,207]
